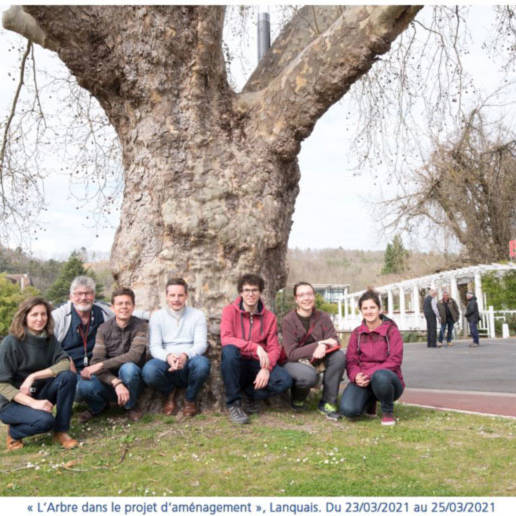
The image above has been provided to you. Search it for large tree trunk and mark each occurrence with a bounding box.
[5,5,421,404]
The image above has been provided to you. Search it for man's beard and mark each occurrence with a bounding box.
[74,303,93,313]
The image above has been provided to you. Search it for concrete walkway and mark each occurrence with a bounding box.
[399,337,516,418]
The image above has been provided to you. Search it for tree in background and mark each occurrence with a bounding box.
[0,274,39,338]
[46,252,104,305]
[482,271,516,310]
[0,246,63,293]
[384,110,516,263]
[381,234,409,275]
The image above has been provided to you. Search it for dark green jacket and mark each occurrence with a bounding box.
[437,298,460,323]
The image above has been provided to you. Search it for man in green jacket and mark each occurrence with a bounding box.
[437,292,460,347]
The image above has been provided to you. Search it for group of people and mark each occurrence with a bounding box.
[423,289,480,348]
[0,273,405,451]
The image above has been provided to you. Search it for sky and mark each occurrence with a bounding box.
[0,4,513,260]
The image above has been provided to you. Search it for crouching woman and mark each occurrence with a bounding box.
[339,290,405,426]
[0,297,78,450]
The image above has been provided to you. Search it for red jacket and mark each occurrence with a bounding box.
[346,317,405,387]
[220,297,280,370]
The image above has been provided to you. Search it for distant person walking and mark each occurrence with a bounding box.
[423,288,439,348]
[437,292,459,347]
[465,292,480,348]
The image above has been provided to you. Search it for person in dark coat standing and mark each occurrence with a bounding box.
[423,288,439,348]
[437,292,460,347]
[465,292,480,348]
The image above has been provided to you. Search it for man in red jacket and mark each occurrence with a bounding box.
[220,274,292,424]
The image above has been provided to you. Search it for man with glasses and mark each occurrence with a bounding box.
[52,276,112,374]
[220,273,292,424]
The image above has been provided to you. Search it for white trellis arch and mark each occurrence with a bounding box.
[337,263,516,338]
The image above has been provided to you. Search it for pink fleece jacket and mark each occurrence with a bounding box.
[346,317,405,388]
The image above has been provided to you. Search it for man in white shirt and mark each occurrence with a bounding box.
[142,278,210,417]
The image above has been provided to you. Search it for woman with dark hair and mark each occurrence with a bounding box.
[281,282,346,420]
[0,297,78,450]
[339,289,404,426]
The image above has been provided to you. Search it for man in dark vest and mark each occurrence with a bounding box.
[423,288,439,348]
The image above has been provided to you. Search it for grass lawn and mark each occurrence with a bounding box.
[1,402,515,497]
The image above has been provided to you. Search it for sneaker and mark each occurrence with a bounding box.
[318,401,340,421]
[364,400,377,418]
[447,341,454,347]
[291,399,306,411]
[469,342,480,348]
[437,342,443,348]
[381,413,396,426]
[325,411,342,422]
[228,401,249,424]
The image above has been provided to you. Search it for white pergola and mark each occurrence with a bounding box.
[337,263,516,335]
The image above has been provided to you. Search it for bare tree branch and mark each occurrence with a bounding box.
[239,5,421,159]
[0,39,31,204]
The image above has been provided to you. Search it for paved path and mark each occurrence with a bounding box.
[399,338,516,418]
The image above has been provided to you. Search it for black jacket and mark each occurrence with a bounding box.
[465,296,480,323]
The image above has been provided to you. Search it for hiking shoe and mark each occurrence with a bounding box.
[364,400,377,418]
[53,432,78,449]
[318,401,339,421]
[381,413,396,426]
[244,397,259,414]
[6,427,23,451]
[127,407,143,422]
[182,400,198,418]
[163,389,178,416]
[228,401,249,424]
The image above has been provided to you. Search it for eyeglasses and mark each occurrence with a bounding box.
[72,290,94,298]
[242,288,260,294]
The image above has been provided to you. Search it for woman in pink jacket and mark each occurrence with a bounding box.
[339,290,404,426]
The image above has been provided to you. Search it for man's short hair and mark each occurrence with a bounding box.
[111,287,135,305]
[237,274,264,293]
[166,277,188,293]
[293,281,314,297]
[70,275,96,295]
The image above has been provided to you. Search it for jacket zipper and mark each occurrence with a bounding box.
[248,313,254,341]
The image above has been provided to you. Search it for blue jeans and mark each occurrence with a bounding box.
[339,369,404,416]
[0,370,77,440]
[221,345,293,406]
[439,320,455,343]
[469,321,479,344]
[142,355,210,402]
[76,362,144,414]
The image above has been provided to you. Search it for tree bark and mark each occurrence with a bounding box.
[5,5,421,404]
